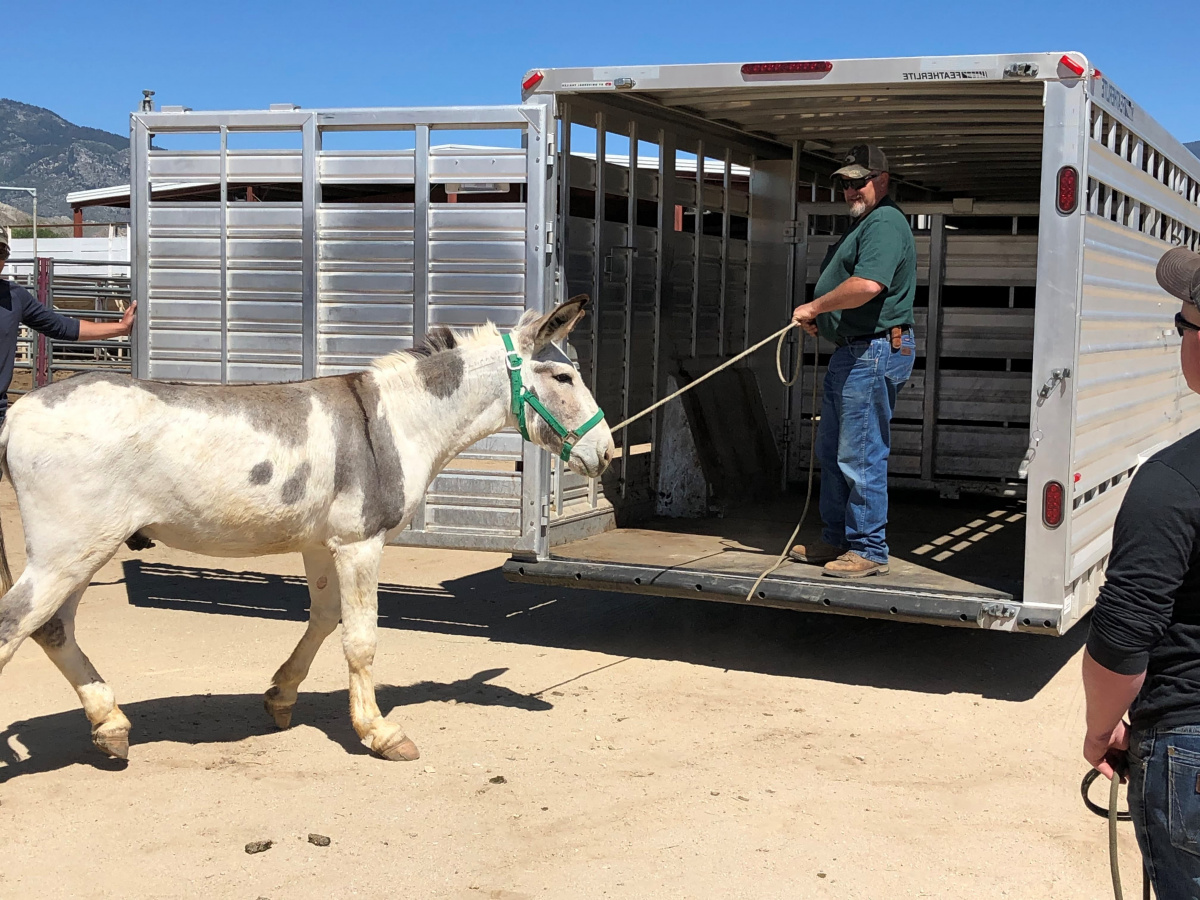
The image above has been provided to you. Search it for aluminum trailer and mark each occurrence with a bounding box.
[128,52,1200,634]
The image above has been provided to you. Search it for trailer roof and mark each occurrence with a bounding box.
[531,55,1072,199]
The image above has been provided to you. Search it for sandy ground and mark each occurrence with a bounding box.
[0,481,1137,900]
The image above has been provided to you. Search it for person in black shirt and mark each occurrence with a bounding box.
[0,238,135,420]
[1084,244,1200,897]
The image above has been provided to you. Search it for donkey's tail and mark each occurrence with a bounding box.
[0,419,14,594]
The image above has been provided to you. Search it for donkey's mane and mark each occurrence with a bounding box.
[372,322,501,374]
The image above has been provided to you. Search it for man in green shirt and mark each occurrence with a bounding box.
[789,145,917,578]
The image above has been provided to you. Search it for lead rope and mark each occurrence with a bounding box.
[602,320,820,603]
[1081,766,1150,900]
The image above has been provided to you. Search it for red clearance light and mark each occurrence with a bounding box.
[522,71,544,92]
[741,61,833,76]
[1057,166,1079,214]
[1092,68,1103,80]
[1043,481,1065,529]
[1059,54,1085,76]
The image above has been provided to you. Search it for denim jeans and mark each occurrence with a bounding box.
[1128,724,1200,898]
[815,331,915,564]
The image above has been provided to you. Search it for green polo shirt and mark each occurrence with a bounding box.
[814,196,916,343]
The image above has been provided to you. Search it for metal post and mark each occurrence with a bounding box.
[131,116,150,379]
[651,127,674,508]
[692,140,703,360]
[718,149,731,359]
[620,122,637,496]
[920,214,947,483]
[591,115,605,394]
[301,113,320,379]
[35,258,51,388]
[219,125,229,384]
[411,123,431,534]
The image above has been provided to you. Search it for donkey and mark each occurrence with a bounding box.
[0,296,612,762]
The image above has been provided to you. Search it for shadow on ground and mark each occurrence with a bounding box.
[0,666,548,784]
[121,558,1084,704]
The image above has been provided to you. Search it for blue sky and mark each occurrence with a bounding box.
[6,0,1199,143]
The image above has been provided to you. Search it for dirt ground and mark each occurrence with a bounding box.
[0,481,1136,900]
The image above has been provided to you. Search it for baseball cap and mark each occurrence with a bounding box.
[1157,247,1200,305]
[832,144,889,180]
[0,238,9,260]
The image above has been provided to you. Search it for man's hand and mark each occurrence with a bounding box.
[792,303,819,337]
[120,300,137,336]
[1084,719,1131,781]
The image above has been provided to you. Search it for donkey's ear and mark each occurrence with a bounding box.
[521,295,589,353]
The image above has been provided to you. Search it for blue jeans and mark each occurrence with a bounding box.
[815,331,915,564]
[1129,724,1200,899]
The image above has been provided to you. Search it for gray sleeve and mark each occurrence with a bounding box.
[17,284,81,342]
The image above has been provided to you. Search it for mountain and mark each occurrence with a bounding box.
[0,98,128,220]
[1188,141,1200,160]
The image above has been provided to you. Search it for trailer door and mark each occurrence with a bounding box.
[1051,75,1200,630]
[130,102,555,553]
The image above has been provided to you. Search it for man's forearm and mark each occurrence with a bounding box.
[1083,647,1145,738]
[76,320,131,341]
[810,277,884,314]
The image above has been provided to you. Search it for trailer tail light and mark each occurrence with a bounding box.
[1059,54,1086,77]
[522,71,544,92]
[1043,481,1065,529]
[741,61,833,77]
[1057,166,1079,214]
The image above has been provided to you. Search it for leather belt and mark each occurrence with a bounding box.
[835,324,912,349]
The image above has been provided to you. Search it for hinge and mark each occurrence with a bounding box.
[783,220,803,243]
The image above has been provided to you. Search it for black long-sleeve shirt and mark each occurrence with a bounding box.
[1088,428,1200,730]
[0,279,81,419]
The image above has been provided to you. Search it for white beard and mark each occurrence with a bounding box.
[847,198,868,218]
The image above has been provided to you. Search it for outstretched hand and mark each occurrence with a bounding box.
[120,300,137,336]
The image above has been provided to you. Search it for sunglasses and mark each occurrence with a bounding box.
[1175,311,1200,337]
[839,173,879,191]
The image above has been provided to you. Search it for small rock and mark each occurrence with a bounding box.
[489,775,507,785]
[308,833,331,847]
[245,840,273,855]
[710,791,720,796]
[423,765,436,773]
[817,871,827,879]
[736,796,749,802]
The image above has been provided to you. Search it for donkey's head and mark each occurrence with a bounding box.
[509,296,614,478]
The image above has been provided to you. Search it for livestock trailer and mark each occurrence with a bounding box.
[128,52,1200,634]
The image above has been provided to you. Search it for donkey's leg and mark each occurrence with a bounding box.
[263,548,341,729]
[335,536,418,761]
[0,561,97,674]
[30,589,132,759]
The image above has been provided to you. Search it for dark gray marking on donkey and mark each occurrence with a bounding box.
[250,461,274,485]
[31,616,66,650]
[34,372,313,447]
[409,327,464,399]
[281,462,311,505]
[316,373,405,537]
[415,352,464,399]
[0,580,34,643]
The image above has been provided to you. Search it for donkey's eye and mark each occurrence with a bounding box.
[553,373,574,385]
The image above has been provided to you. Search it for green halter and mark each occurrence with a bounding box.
[502,333,606,463]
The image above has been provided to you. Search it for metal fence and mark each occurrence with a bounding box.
[5,257,133,398]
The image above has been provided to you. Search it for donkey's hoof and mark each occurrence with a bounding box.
[263,699,293,730]
[93,729,129,760]
[375,734,420,761]
[263,689,294,729]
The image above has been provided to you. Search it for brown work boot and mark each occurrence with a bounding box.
[788,539,845,565]
[823,552,889,579]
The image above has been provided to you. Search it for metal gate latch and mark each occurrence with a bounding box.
[1017,368,1072,479]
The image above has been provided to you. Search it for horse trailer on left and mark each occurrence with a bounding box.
[130,51,1200,635]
